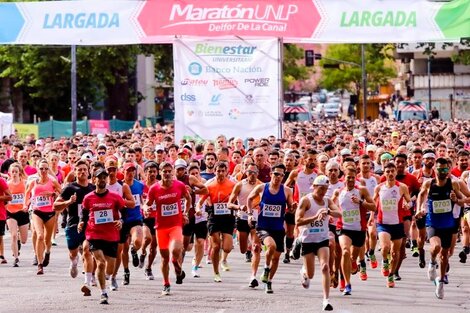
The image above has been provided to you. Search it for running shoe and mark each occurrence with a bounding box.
[351,261,358,275]
[37,264,44,275]
[322,299,333,311]
[387,275,395,288]
[100,293,109,304]
[51,239,57,247]
[459,250,467,263]
[111,277,118,290]
[343,284,352,296]
[291,239,301,260]
[214,274,222,283]
[405,239,411,249]
[260,268,270,283]
[145,268,154,280]
[43,252,50,267]
[394,272,402,281]
[381,262,390,277]
[300,267,310,289]
[123,271,130,285]
[32,256,38,266]
[192,266,200,278]
[245,251,252,263]
[205,256,212,264]
[81,284,91,297]
[339,279,346,292]
[419,251,426,268]
[412,246,419,257]
[283,253,290,264]
[427,262,437,281]
[265,281,273,294]
[131,248,139,267]
[13,258,19,267]
[0,256,6,264]
[443,274,449,285]
[176,270,186,284]
[435,278,444,299]
[359,267,368,281]
[221,261,231,272]
[70,258,78,278]
[139,253,146,269]
[249,278,259,288]
[162,284,171,296]
[369,254,378,269]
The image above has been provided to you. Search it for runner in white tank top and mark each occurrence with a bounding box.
[295,175,341,311]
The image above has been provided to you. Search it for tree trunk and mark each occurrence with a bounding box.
[0,78,13,113]
[11,82,24,123]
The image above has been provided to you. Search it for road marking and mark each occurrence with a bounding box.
[214,309,225,313]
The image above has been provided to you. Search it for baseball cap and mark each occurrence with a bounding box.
[178,148,191,156]
[366,145,377,152]
[391,131,400,138]
[380,153,394,161]
[324,144,334,152]
[93,168,108,177]
[155,145,165,152]
[174,159,187,169]
[123,162,136,171]
[313,175,329,186]
[340,148,351,156]
[80,152,93,161]
[105,158,118,169]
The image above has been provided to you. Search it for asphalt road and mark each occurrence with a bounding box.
[1,231,470,313]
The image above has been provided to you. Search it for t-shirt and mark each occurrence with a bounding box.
[82,190,125,242]
[60,182,95,227]
[0,177,9,220]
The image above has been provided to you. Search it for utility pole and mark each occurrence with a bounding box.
[71,45,77,135]
[361,44,367,121]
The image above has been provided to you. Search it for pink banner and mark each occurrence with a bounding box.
[138,0,321,41]
[89,120,110,135]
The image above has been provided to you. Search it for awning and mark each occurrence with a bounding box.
[284,105,308,114]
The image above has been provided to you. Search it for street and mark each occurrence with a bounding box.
[1,231,470,313]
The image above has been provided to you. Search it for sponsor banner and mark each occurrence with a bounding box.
[89,119,110,134]
[13,123,38,140]
[0,113,14,138]
[174,38,280,140]
[0,0,468,44]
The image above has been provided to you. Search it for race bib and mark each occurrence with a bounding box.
[238,211,249,220]
[133,194,141,206]
[433,199,452,214]
[10,193,24,205]
[195,208,208,224]
[162,203,178,216]
[214,202,230,215]
[35,195,51,208]
[381,198,397,212]
[263,204,281,217]
[308,219,326,233]
[94,209,113,224]
[342,208,361,224]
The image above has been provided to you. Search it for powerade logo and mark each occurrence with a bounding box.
[43,13,119,29]
[188,62,202,75]
[180,93,196,102]
[209,94,221,106]
[245,78,270,87]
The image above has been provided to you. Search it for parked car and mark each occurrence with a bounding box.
[314,102,341,119]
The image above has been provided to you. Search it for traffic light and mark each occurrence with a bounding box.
[305,50,314,67]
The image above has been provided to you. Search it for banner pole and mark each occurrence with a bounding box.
[278,37,283,139]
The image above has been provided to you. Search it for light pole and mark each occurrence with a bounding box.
[71,45,77,135]
[361,44,367,121]
[427,55,432,116]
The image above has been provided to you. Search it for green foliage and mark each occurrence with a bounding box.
[319,44,396,95]
[283,44,312,90]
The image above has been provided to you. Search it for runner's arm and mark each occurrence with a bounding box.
[416,180,431,216]
[360,187,376,211]
[228,182,242,210]
[295,196,315,226]
[247,184,263,215]
[122,184,136,208]
[327,198,342,218]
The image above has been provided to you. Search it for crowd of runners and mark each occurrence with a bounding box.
[1,118,470,310]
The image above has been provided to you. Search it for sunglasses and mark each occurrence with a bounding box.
[39,167,49,171]
[98,152,106,156]
[436,168,449,173]
[246,170,258,175]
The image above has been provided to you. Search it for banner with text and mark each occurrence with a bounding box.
[0,0,468,45]
[89,119,110,134]
[173,38,280,140]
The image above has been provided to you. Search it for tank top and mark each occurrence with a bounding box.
[7,180,26,213]
[361,175,378,198]
[108,181,123,197]
[376,182,404,225]
[257,184,286,231]
[237,179,260,221]
[297,171,317,198]
[32,179,55,213]
[325,180,344,226]
[336,186,367,231]
[298,194,329,243]
[426,178,455,229]
[177,174,196,218]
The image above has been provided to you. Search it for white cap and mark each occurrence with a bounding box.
[358,136,366,143]
[366,144,377,152]
[81,152,93,160]
[313,175,330,186]
[340,148,351,156]
[174,159,187,169]
[155,145,165,152]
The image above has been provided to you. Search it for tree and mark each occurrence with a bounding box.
[319,44,396,96]
[283,44,312,91]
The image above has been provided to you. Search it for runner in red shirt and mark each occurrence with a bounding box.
[146,161,191,296]
[79,168,126,305]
